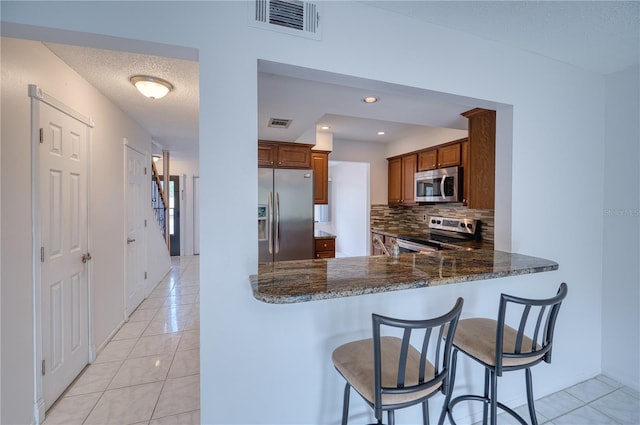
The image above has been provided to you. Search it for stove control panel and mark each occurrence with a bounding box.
[429,216,477,235]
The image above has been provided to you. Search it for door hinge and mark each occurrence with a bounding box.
[145,219,147,227]
[41,246,44,262]
[39,128,44,144]
[144,271,148,279]
[144,167,147,175]
[42,359,46,376]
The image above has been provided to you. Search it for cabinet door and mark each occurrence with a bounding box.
[311,151,329,204]
[258,142,276,167]
[401,154,417,205]
[277,144,312,168]
[371,233,384,255]
[388,157,402,205]
[462,108,495,209]
[418,149,437,171]
[438,143,461,168]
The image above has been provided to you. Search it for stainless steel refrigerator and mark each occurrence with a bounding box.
[258,168,314,263]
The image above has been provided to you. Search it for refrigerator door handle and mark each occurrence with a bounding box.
[275,191,280,254]
[268,192,273,254]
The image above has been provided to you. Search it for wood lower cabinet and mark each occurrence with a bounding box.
[388,153,417,205]
[371,232,396,255]
[258,140,312,168]
[461,108,495,209]
[311,151,329,204]
[315,238,335,258]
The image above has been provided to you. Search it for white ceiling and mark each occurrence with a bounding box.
[42,1,638,161]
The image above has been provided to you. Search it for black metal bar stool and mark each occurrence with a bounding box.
[332,298,464,425]
[443,283,568,425]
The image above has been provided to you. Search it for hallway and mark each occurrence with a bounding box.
[43,256,200,425]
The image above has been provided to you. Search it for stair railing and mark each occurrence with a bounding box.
[151,161,168,242]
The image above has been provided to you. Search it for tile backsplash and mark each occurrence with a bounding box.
[371,204,494,243]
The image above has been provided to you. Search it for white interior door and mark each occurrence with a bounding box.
[125,146,146,316]
[39,101,90,407]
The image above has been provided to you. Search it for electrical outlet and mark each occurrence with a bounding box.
[422,214,427,222]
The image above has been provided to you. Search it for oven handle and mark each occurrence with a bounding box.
[396,239,439,252]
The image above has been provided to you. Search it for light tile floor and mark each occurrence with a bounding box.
[43,255,639,424]
[43,256,200,425]
[467,374,639,425]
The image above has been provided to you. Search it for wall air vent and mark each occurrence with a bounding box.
[250,0,322,40]
[268,118,292,129]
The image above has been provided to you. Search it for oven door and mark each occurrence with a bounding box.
[396,239,439,253]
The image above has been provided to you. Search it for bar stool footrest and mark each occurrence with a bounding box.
[447,394,529,425]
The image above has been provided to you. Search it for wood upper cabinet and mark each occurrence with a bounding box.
[418,149,437,171]
[311,151,329,204]
[258,140,312,168]
[401,154,417,205]
[417,142,462,171]
[437,143,461,168]
[388,153,417,205]
[388,157,402,204]
[461,108,495,209]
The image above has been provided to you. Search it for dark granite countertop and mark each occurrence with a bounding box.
[314,229,336,239]
[250,249,558,304]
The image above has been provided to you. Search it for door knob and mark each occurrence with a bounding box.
[81,253,92,263]
[127,238,136,244]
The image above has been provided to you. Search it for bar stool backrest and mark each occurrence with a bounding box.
[495,283,568,375]
[371,297,464,417]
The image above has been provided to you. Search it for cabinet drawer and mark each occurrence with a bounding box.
[314,238,335,252]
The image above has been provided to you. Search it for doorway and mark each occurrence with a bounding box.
[162,175,181,256]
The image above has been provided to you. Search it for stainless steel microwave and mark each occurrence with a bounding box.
[414,166,462,203]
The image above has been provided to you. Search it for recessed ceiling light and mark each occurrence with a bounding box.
[377,131,385,136]
[320,125,331,130]
[362,96,379,104]
[130,75,173,99]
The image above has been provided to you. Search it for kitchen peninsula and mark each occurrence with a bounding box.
[250,250,558,304]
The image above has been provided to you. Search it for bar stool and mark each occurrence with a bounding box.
[332,298,464,425]
[443,283,568,425]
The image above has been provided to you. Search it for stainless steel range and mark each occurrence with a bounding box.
[396,216,479,253]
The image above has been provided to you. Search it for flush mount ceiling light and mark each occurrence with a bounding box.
[320,125,331,130]
[130,75,173,99]
[362,96,379,104]
[377,131,385,136]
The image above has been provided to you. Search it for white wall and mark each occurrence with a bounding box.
[329,161,369,256]
[0,36,153,424]
[601,64,640,389]
[1,1,636,424]
[331,138,388,204]
[386,127,468,158]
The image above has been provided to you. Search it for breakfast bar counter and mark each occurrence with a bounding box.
[250,250,558,304]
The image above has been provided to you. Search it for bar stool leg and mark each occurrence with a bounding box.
[440,348,459,425]
[490,370,498,425]
[388,409,395,425]
[341,382,350,425]
[422,399,429,425]
[482,369,490,425]
[525,368,538,425]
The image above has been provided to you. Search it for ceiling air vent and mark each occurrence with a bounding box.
[250,0,322,40]
[268,118,292,129]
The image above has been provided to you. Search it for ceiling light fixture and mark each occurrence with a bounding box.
[377,131,385,136]
[130,75,173,99]
[320,125,331,130]
[362,96,379,104]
